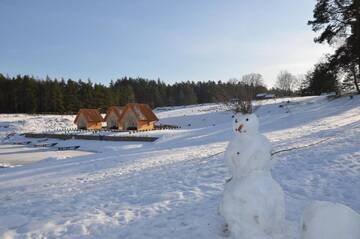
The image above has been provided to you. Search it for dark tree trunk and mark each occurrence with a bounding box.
[352,64,360,94]
[355,11,360,93]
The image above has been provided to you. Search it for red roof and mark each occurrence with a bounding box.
[104,106,124,121]
[74,109,103,123]
[120,103,158,122]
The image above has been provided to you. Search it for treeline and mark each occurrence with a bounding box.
[0,73,267,114]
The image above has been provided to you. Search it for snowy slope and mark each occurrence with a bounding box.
[0,95,359,238]
[0,114,74,139]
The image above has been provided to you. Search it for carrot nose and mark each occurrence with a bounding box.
[237,124,244,132]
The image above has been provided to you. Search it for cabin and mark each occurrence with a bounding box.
[104,106,124,129]
[74,109,103,130]
[117,103,158,130]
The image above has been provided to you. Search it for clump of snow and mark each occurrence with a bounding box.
[0,163,14,168]
[301,201,360,239]
[220,113,285,239]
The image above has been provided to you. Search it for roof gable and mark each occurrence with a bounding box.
[120,103,158,122]
[104,106,124,120]
[74,109,103,123]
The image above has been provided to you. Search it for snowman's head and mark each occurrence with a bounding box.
[232,113,259,136]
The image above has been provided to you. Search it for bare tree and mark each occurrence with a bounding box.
[241,73,265,87]
[275,71,296,94]
[228,78,240,85]
[215,78,253,114]
[233,98,252,114]
[292,74,306,93]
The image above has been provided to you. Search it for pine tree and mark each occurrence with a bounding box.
[0,74,10,113]
[309,0,360,93]
[63,79,81,113]
[307,58,339,95]
[118,84,135,105]
[49,79,65,113]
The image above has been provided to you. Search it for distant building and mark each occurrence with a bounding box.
[74,109,103,130]
[264,94,276,99]
[255,93,267,99]
[256,93,276,100]
[104,103,159,130]
[104,106,124,129]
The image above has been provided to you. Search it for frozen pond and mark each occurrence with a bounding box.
[0,144,93,167]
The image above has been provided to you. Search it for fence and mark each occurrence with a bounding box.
[24,133,158,142]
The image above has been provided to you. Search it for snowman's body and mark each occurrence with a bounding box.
[222,171,285,239]
[220,113,285,239]
[225,134,272,179]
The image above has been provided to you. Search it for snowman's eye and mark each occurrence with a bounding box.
[232,115,235,118]
[235,119,238,123]
[246,118,249,121]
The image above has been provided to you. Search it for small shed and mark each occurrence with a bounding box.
[118,103,158,130]
[74,109,103,130]
[104,106,124,129]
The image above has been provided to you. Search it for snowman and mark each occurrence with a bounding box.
[220,112,285,239]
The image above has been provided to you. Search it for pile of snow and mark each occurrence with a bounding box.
[220,113,285,238]
[301,201,360,239]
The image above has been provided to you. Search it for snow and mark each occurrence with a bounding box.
[0,95,359,238]
[0,144,93,166]
[0,114,74,136]
[300,201,360,239]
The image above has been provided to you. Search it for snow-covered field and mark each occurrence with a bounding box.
[0,95,359,238]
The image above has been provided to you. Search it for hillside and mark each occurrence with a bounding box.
[0,95,359,238]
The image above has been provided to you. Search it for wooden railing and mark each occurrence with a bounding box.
[24,133,158,142]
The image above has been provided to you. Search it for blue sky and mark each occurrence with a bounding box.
[0,0,331,86]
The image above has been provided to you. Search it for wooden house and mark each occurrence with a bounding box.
[104,106,124,129]
[74,109,103,130]
[117,103,158,130]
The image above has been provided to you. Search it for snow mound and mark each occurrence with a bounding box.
[301,201,360,239]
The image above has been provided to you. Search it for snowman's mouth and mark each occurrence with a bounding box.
[236,124,244,133]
